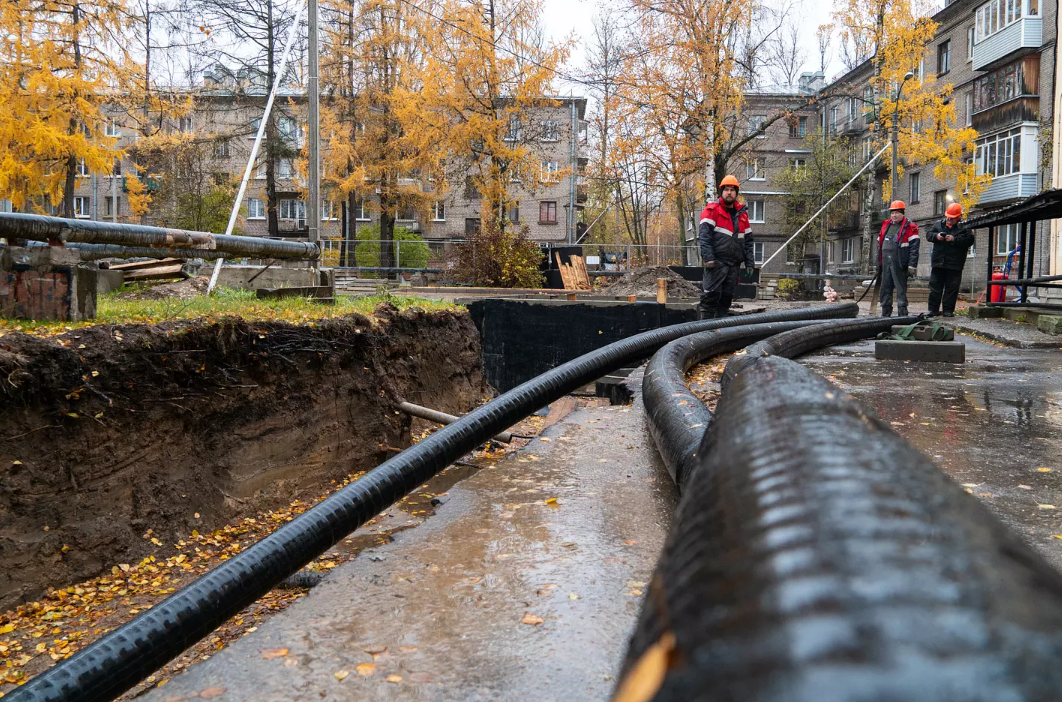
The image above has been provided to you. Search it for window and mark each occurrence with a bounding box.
[322,201,338,220]
[504,115,521,141]
[248,198,265,219]
[255,161,266,179]
[747,158,765,180]
[539,201,557,224]
[968,241,977,258]
[541,120,559,141]
[110,158,122,178]
[972,58,1026,113]
[996,223,1019,254]
[848,97,859,123]
[105,117,121,138]
[842,237,856,263]
[178,115,192,133]
[748,198,765,223]
[355,198,370,221]
[753,242,765,264]
[432,201,446,221]
[464,218,481,235]
[73,196,90,218]
[507,202,520,223]
[863,86,875,122]
[249,118,261,137]
[541,160,560,183]
[279,199,305,221]
[862,136,873,163]
[933,190,948,216]
[104,196,119,218]
[277,158,294,179]
[917,58,925,83]
[789,116,807,139]
[965,91,973,126]
[747,115,767,137]
[976,0,1033,42]
[790,158,807,172]
[76,158,89,177]
[910,172,921,203]
[212,172,227,186]
[828,240,835,263]
[967,26,975,62]
[938,40,951,75]
[278,116,300,145]
[214,139,231,158]
[397,205,416,221]
[829,107,838,134]
[975,128,1022,177]
[0,199,10,213]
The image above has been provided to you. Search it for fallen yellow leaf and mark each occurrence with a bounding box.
[1040,504,1057,510]
[199,688,227,699]
[521,613,544,626]
[386,674,403,683]
[334,669,350,680]
[356,662,376,676]
[0,624,14,634]
[1050,535,1062,540]
[260,647,289,660]
[544,497,559,505]
[1039,467,1053,472]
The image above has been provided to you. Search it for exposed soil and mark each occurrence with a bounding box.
[0,303,487,612]
[604,266,702,299]
[117,276,209,301]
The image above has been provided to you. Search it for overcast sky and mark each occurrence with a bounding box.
[539,0,845,95]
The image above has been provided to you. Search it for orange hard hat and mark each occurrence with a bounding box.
[719,175,740,189]
[888,200,906,211]
[945,202,963,217]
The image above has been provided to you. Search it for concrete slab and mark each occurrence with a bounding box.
[803,337,1062,571]
[142,395,676,702]
[875,339,966,363]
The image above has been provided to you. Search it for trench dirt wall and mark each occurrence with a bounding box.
[0,305,487,611]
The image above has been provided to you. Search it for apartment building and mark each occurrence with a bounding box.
[65,69,588,247]
[748,0,1056,287]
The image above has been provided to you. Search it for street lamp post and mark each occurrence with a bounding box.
[890,71,916,206]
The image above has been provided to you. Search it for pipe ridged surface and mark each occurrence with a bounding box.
[9,303,857,702]
[617,356,1062,701]
[642,320,854,489]
[720,315,921,391]
[0,213,319,260]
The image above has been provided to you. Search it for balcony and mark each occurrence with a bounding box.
[972,17,1042,71]
[977,172,1039,205]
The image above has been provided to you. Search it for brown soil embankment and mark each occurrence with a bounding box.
[0,304,487,611]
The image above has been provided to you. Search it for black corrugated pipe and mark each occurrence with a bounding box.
[642,320,835,489]
[615,355,1062,702]
[9,303,858,702]
[0,213,319,260]
[720,314,921,391]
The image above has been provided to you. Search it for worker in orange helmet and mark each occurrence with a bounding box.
[877,200,920,316]
[926,201,974,317]
[697,175,756,319]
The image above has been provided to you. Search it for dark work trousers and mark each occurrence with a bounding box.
[699,264,740,318]
[928,268,963,315]
[879,256,909,316]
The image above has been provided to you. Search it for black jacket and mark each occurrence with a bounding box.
[928,220,974,271]
[697,199,754,267]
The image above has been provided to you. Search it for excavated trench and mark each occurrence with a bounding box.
[0,304,488,611]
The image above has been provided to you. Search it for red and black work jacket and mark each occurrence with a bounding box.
[877,217,921,269]
[698,199,755,267]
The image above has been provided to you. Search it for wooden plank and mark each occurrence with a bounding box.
[121,265,187,281]
[570,255,592,290]
[555,251,576,290]
[108,258,183,272]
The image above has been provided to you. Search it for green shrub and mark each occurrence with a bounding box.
[354,225,431,271]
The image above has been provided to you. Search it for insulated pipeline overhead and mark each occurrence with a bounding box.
[641,319,857,489]
[63,243,231,262]
[9,303,856,702]
[616,356,1062,701]
[0,213,320,260]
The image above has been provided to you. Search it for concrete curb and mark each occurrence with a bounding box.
[950,324,1062,350]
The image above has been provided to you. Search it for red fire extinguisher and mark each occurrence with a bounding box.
[990,271,1008,303]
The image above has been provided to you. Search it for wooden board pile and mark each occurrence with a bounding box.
[555,252,592,291]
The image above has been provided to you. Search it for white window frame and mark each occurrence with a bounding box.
[910,172,921,204]
[73,196,90,219]
[104,117,121,138]
[432,201,446,221]
[321,200,338,221]
[790,158,807,172]
[965,92,973,127]
[968,242,977,258]
[842,237,856,263]
[996,223,1019,255]
[747,158,765,181]
[76,158,89,177]
[753,242,765,264]
[976,0,1036,43]
[504,115,522,142]
[355,199,371,221]
[540,160,560,184]
[103,195,119,218]
[748,198,765,223]
[967,26,975,62]
[540,120,560,141]
[279,199,305,222]
[277,158,294,180]
[249,118,261,138]
[789,116,807,139]
[974,127,1024,178]
[247,198,265,219]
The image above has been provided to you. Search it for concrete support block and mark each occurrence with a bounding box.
[1036,315,1062,335]
[96,269,125,295]
[0,245,97,321]
[875,340,966,363]
[966,305,1004,319]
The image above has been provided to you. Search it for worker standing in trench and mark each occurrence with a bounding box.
[926,202,974,317]
[877,200,920,317]
[697,175,756,319]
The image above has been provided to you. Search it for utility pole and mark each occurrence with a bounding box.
[307,0,320,249]
[569,98,577,244]
[891,72,915,206]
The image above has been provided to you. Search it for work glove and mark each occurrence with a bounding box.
[703,260,717,269]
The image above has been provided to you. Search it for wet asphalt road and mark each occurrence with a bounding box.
[803,335,1062,570]
[142,397,676,702]
[140,333,1062,701]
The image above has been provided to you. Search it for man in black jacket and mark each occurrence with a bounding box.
[927,202,975,317]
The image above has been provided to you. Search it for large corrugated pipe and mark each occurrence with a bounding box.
[615,356,1062,702]
[9,303,858,702]
[720,315,921,391]
[0,213,319,260]
[642,320,842,489]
